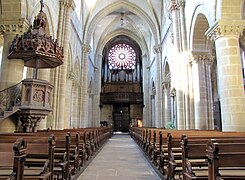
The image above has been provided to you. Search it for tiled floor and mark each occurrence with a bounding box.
[77,134,161,180]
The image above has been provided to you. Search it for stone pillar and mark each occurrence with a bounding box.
[163,82,171,127]
[137,60,140,82]
[108,69,112,82]
[151,94,156,127]
[153,45,163,128]
[169,0,185,129]
[52,0,65,129]
[38,69,50,82]
[187,61,195,129]
[93,54,102,127]
[179,0,190,129]
[104,62,107,82]
[80,44,91,127]
[54,1,75,129]
[179,0,187,51]
[190,52,214,129]
[65,72,74,128]
[168,0,181,51]
[205,58,214,130]
[0,20,29,90]
[206,20,245,131]
[142,54,150,127]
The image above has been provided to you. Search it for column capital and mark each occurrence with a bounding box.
[66,0,76,10]
[66,71,76,80]
[98,54,103,58]
[82,44,91,54]
[0,18,30,35]
[162,81,171,90]
[142,54,148,59]
[168,0,180,12]
[179,0,185,8]
[189,51,214,65]
[60,0,75,10]
[153,44,162,54]
[206,20,245,41]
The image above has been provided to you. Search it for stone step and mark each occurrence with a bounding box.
[0,107,20,122]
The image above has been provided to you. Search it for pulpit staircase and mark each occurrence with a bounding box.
[0,82,21,122]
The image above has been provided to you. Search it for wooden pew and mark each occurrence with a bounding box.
[24,134,55,180]
[181,135,209,180]
[0,127,112,180]
[130,127,245,180]
[0,132,72,180]
[38,129,83,173]
[166,131,245,179]
[207,139,245,180]
[0,138,26,180]
[0,134,57,180]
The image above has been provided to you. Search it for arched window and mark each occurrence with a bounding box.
[108,43,136,70]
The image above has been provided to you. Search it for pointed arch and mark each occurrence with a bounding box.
[189,5,212,52]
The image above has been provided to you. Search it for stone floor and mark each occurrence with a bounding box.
[77,134,161,180]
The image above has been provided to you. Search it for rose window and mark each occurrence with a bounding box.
[108,43,136,70]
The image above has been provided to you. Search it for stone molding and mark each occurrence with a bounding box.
[0,19,30,35]
[206,20,245,41]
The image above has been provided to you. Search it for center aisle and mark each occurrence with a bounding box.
[77,134,161,180]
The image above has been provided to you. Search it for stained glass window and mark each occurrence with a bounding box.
[108,43,136,70]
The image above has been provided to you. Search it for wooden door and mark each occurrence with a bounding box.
[113,106,130,132]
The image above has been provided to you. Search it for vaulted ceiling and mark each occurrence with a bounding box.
[81,0,165,56]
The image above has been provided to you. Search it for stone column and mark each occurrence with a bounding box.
[190,52,213,129]
[142,54,150,127]
[179,0,187,51]
[151,94,156,127]
[169,0,185,129]
[137,60,140,82]
[65,72,74,128]
[80,44,91,127]
[206,20,245,131]
[55,0,75,129]
[104,62,107,82]
[93,54,102,127]
[163,82,171,127]
[187,60,195,129]
[52,0,66,129]
[154,45,163,128]
[179,0,190,129]
[0,20,29,90]
[205,58,214,129]
[168,0,181,51]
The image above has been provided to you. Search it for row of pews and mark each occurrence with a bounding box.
[0,127,112,180]
[130,127,245,180]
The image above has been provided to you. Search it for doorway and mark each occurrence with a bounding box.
[113,105,130,132]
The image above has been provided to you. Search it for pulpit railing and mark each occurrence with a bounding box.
[0,82,22,116]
